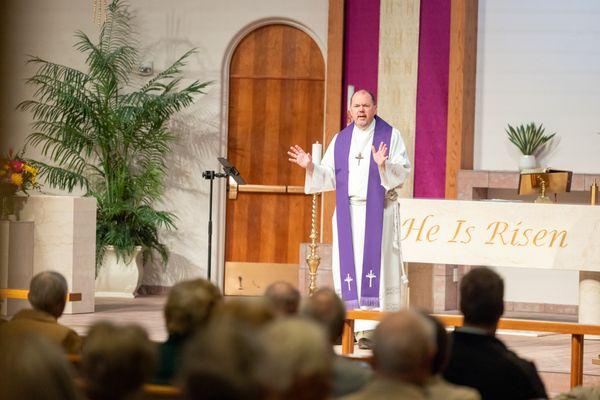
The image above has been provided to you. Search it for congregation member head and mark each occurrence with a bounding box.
[343,311,433,400]
[0,270,82,353]
[181,317,264,400]
[421,313,451,376]
[302,288,373,398]
[264,281,301,316]
[301,287,346,345]
[164,278,222,336]
[421,313,481,400]
[28,270,69,319]
[82,321,156,400]
[0,333,80,400]
[443,267,547,400]
[460,267,505,331]
[372,310,433,386]
[257,318,332,400]
[155,278,222,384]
[217,297,276,328]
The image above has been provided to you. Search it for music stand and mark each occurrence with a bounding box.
[202,158,246,281]
[518,169,572,203]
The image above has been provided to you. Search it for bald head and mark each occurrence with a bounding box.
[301,288,346,344]
[372,311,434,384]
[28,271,68,318]
[264,281,300,316]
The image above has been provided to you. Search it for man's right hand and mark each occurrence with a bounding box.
[287,145,314,173]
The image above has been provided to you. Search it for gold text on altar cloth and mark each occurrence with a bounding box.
[400,215,569,248]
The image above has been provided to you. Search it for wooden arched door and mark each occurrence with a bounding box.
[224,24,324,295]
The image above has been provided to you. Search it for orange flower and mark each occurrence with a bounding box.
[10,173,23,187]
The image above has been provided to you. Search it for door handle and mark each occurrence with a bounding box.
[228,177,304,200]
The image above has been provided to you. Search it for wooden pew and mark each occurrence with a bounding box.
[0,288,82,302]
[142,384,182,399]
[342,310,600,388]
[69,355,182,399]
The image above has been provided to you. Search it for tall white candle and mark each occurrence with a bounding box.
[312,142,322,166]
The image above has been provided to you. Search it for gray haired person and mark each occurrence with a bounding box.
[302,288,373,397]
[0,271,81,353]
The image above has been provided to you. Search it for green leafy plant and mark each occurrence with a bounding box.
[19,0,209,271]
[506,122,556,156]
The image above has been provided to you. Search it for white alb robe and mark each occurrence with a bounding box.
[305,119,411,331]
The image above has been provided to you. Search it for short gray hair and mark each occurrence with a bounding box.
[82,321,156,400]
[264,281,300,316]
[164,278,222,335]
[28,271,68,317]
[182,318,263,400]
[373,311,433,377]
[301,288,346,344]
[257,318,331,396]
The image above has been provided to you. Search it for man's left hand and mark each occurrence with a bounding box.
[372,142,388,167]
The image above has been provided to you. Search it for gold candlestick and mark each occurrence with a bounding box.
[534,176,552,203]
[306,193,321,296]
[591,180,598,205]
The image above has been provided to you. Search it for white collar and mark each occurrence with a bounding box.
[353,118,376,133]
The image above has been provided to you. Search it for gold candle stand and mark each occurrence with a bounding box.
[306,193,321,296]
[534,177,552,204]
[591,180,598,205]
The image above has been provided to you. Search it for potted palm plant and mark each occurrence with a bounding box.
[19,0,209,297]
[506,122,556,171]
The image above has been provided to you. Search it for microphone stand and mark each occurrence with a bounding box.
[201,170,227,281]
[202,158,245,283]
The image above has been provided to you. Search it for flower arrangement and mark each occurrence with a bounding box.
[0,149,41,219]
[0,149,40,194]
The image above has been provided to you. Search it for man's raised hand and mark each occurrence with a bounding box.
[372,142,388,167]
[287,145,314,172]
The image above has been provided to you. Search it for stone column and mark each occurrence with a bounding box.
[15,195,96,314]
[0,220,34,316]
[579,271,600,339]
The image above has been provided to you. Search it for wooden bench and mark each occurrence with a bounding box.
[72,372,182,399]
[0,289,82,302]
[69,355,182,399]
[342,310,600,388]
[141,384,182,399]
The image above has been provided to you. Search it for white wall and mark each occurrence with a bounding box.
[0,0,328,286]
[475,0,600,173]
[493,267,578,305]
[474,0,600,306]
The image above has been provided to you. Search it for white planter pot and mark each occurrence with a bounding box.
[95,245,143,298]
[519,154,537,171]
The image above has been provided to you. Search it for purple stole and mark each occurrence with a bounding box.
[334,116,392,309]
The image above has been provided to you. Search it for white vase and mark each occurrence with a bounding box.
[519,155,537,171]
[95,245,143,298]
